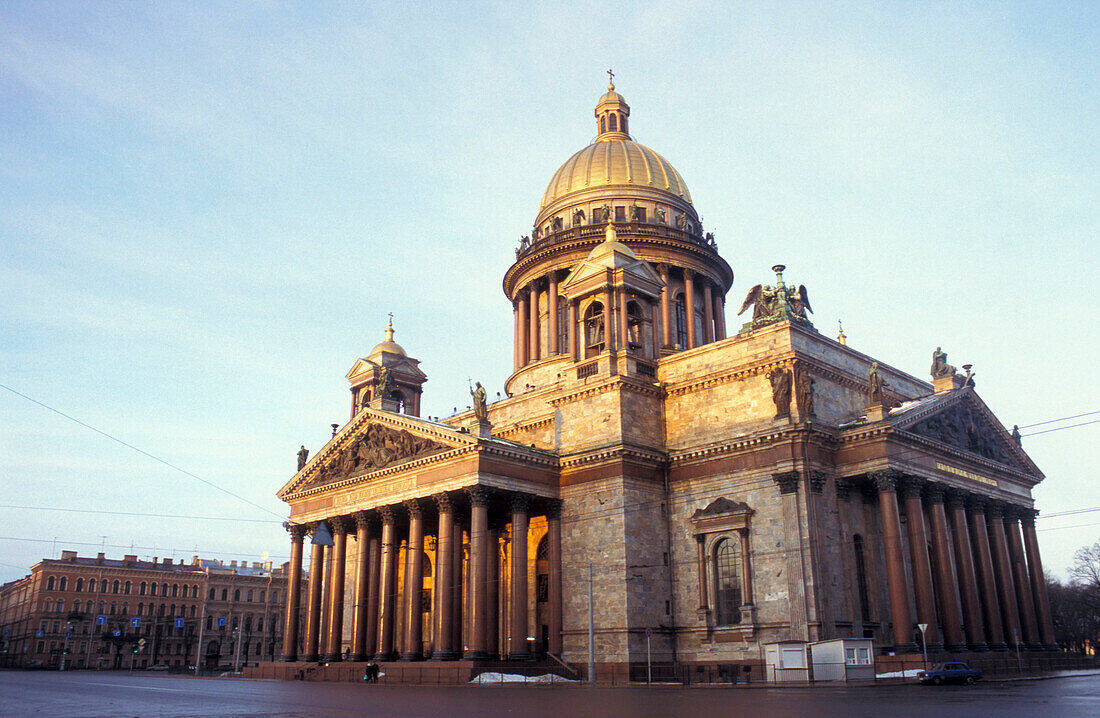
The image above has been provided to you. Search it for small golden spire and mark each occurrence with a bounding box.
[385,313,395,342]
[607,68,615,91]
[605,222,617,243]
[837,319,847,346]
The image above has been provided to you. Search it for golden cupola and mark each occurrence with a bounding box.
[503,80,734,392]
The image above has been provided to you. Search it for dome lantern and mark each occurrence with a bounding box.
[595,79,630,139]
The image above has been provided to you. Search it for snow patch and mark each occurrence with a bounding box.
[471,672,576,684]
[875,669,922,679]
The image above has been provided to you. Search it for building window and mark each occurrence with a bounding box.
[221,589,228,601]
[714,539,742,625]
[140,582,146,596]
[44,599,54,613]
[233,589,240,602]
[247,590,253,602]
[259,590,266,603]
[57,599,65,613]
[47,576,55,591]
[124,581,131,595]
[209,588,215,600]
[557,298,569,354]
[172,584,179,598]
[112,580,120,594]
[75,578,83,592]
[609,113,618,132]
[256,616,263,631]
[137,604,143,616]
[59,577,67,591]
[109,602,117,615]
[614,205,626,222]
[600,116,606,134]
[271,590,278,603]
[583,301,605,355]
[674,294,688,348]
[206,616,213,630]
[854,534,871,623]
[161,583,168,597]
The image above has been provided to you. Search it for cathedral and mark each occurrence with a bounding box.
[267,82,1057,678]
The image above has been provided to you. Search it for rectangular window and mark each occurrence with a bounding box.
[858,647,871,665]
[635,207,647,222]
[781,647,805,669]
[845,647,857,665]
[537,574,549,602]
[615,206,626,222]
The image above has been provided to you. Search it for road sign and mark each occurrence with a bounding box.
[130,618,140,627]
[35,630,43,638]
[2,629,9,637]
[138,638,146,647]
[645,627,652,638]
[113,629,121,637]
[175,618,184,628]
[217,617,226,627]
[96,615,106,625]
[64,630,72,638]
[918,623,928,632]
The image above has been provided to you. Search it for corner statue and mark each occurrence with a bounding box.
[376,367,394,398]
[737,265,815,334]
[471,381,488,422]
[297,446,309,471]
[868,362,888,405]
[931,347,956,380]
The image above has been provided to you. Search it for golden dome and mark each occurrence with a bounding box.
[369,319,406,358]
[539,139,692,210]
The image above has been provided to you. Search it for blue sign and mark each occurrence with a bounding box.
[2,629,9,637]
[35,630,43,638]
[130,618,140,628]
[217,617,226,627]
[95,615,106,625]
[174,618,184,628]
[112,629,120,637]
[64,631,72,639]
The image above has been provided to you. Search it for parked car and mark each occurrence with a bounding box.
[918,662,983,685]
[145,664,170,671]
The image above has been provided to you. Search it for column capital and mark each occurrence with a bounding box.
[466,486,491,508]
[772,470,800,494]
[378,505,397,524]
[835,477,852,501]
[510,493,530,514]
[544,498,563,520]
[434,492,455,513]
[1002,505,1024,524]
[404,498,424,519]
[923,483,947,504]
[966,494,988,513]
[985,500,1006,520]
[354,511,374,532]
[899,477,924,500]
[285,522,309,542]
[1019,508,1038,527]
[870,469,903,492]
[809,471,827,494]
[945,488,968,510]
[331,516,351,535]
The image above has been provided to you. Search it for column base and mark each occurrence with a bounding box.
[925,641,945,652]
[300,653,319,663]
[987,642,1009,652]
[1025,643,1044,652]
[373,651,397,662]
[507,651,531,661]
[893,643,918,654]
[400,651,424,661]
[350,653,369,662]
[321,653,342,663]
[1042,643,1061,651]
[463,650,488,660]
[431,651,460,661]
[944,642,967,653]
[278,654,298,662]
[965,642,989,652]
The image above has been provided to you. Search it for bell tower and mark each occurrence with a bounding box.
[345,319,427,418]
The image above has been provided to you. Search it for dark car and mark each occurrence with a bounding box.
[918,662,983,685]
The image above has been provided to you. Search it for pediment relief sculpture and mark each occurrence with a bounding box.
[909,403,1013,466]
[304,422,448,488]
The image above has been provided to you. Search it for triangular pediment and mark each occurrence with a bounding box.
[346,358,378,382]
[891,388,1039,476]
[561,250,664,300]
[279,408,476,498]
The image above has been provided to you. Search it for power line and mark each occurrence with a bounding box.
[0,505,282,524]
[1037,521,1100,533]
[1022,419,1100,437]
[1017,410,1100,430]
[0,536,289,562]
[0,382,285,521]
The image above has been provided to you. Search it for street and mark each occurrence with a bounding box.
[1,671,1098,718]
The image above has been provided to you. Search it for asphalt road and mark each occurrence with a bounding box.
[1,671,1098,718]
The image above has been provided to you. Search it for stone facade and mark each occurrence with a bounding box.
[271,85,1058,676]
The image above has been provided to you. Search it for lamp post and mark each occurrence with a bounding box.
[917,623,929,671]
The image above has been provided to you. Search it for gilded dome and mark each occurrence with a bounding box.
[539,138,693,210]
[368,320,406,358]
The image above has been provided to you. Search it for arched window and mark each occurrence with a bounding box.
[674,294,688,348]
[161,583,169,597]
[137,603,144,616]
[59,577,67,591]
[88,579,97,593]
[583,301,605,356]
[256,616,263,631]
[271,590,278,603]
[244,615,253,631]
[158,604,166,616]
[714,539,742,625]
[172,584,179,598]
[57,599,65,613]
[259,590,265,603]
[247,590,253,602]
[139,582,146,596]
[121,603,128,616]
[557,297,569,355]
[626,301,644,349]
[209,588,215,600]
[190,605,196,617]
[124,581,131,595]
[97,601,105,614]
[75,578,83,592]
[609,113,618,132]
[44,599,54,613]
[112,580,120,594]
[192,585,198,598]
[853,534,871,623]
[600,116,606,134]
[47,576,55,591]
[109,602,117,615]
[85,600,93,614]
[233,589,240,602]
[221,588,228,601]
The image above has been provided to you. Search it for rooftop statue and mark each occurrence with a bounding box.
[297,445,309,471]
[931,347,956,380]
[737,265,815,334]
[471,381,488,422]
[868,362,889,406]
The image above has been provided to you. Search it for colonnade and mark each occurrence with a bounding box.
[280,489,562,663]
[864,472,1057,653]
[513,265,727,370]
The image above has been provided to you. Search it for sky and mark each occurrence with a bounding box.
[1,1,1097,586]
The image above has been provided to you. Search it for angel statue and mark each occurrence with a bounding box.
[738,284,778,321]
[787,284,812,319]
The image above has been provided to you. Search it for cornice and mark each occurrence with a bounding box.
[559,443,666,470]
